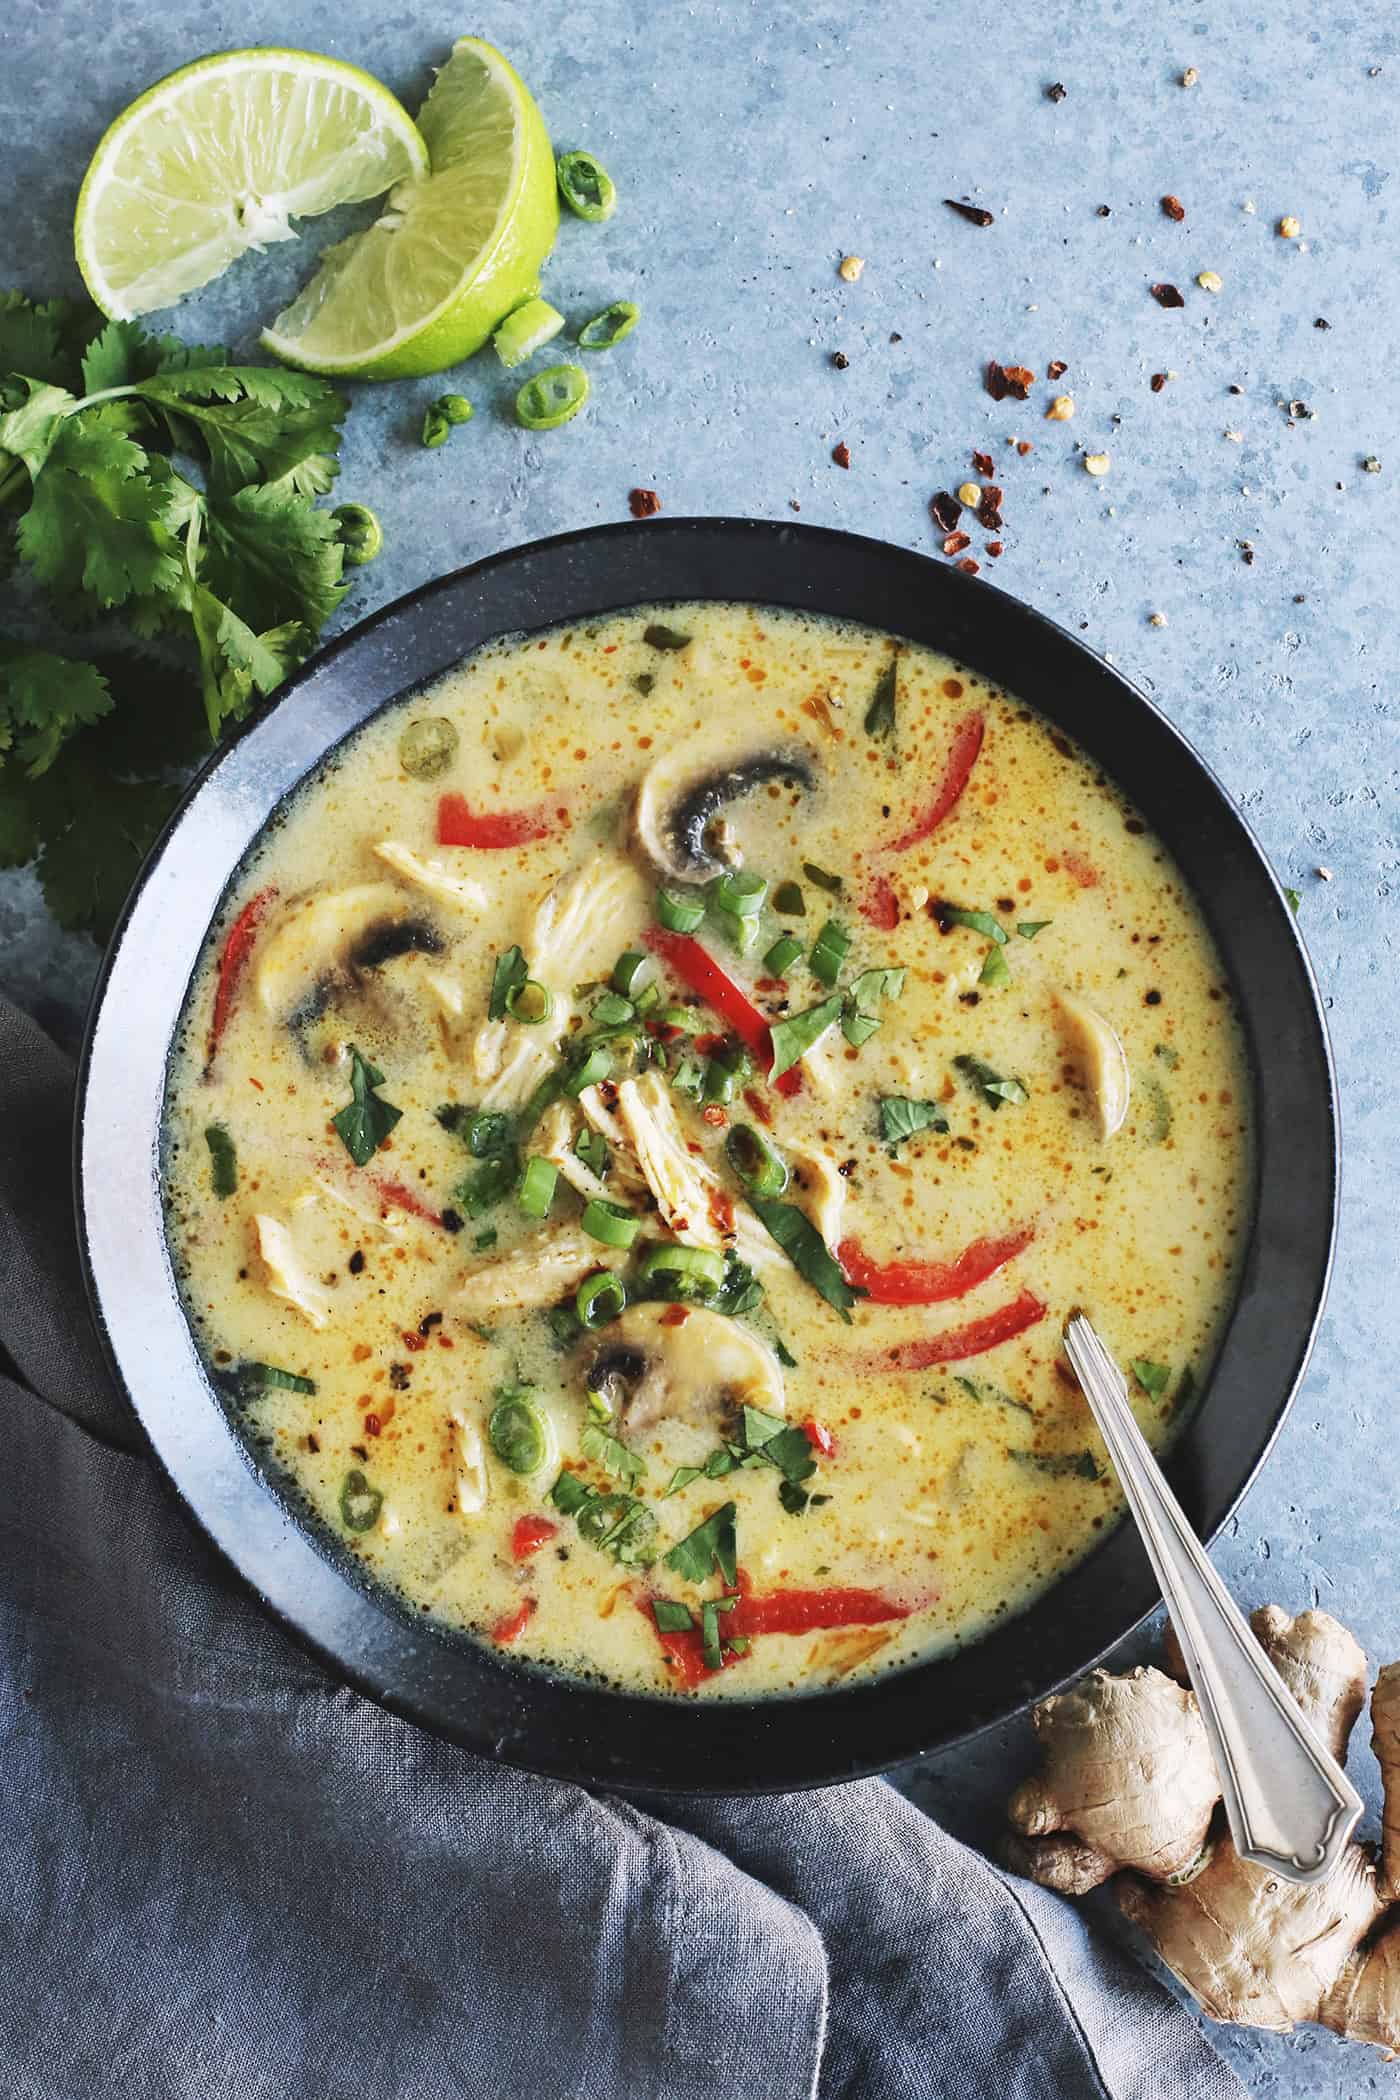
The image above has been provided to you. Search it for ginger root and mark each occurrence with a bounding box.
[1002,1604,1400,2057]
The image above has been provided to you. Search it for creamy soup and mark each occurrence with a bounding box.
[163,603,1251,1697]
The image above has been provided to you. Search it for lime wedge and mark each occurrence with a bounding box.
[261,38,559,380]
[74,48,428,322]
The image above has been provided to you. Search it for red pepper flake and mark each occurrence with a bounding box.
[1150,372,1169,392]
[971,449,995,477]
[985,360,1011,402]
[1016,439,1033,456]
[1047,359,1068,381]
[1005,365,1034,397]
[1160,194,1186,222]
[943,530,972,556]
[402,1330,428,1353]
[628,488,662,518]
[957,557,980,575]
[975,484,1004,530]
[803,1418,837,1457]
[944,198,995,227]
[832,441,852,468]
[1150,282,1185,308]
[660,1304,690,1328]
[743,1087,774,1127]
[985,539,1004,557]
[1045,81,1067,101]
[364,1412,381,1437]
[930,490,962,533]
[701,1104,727,1128]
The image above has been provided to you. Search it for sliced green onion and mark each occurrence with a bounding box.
[702,1040,754,1104]
[633,981,660,1015]
[244,1360,316,1395]
[658,1004,694,1032]
[493,295,565,368]
[576,1269,628,1327]
[636,1242,726,1296]
[712,868,767,918]
[655,884,706,933]
[803,861,843,895]
[979,945,1011,988]
[514,364,590,431]
[565,1044,613,1096]
[422,394,472,447]
[670,1054,705,1099]
[578,299,640,350]
[773,880,806,916]
[399,715,459,779]
[718,908,762,956]
[940,903,1008,944]
[591,990,635,1027]
[489,1390,552,1475]
[506,977,553,1024]
[582,1198,641,1249]
[517,1156,558,1218]
[769,994,842,1079]
[339,1469,382,1532]
[556,149,617,221]
[575,1127,609,1178]
[809,919,852,986]
[204,1122,237,1197]
[612,950,651,997]
[725,1122,789,1197]
[763,934,802,976]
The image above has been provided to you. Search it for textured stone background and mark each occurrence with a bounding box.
[3,1,1398,2088]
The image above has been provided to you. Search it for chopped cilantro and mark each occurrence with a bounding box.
[979,944,1011,988]
[664,1501,738,1586]
[1016,920,1052,940]
[939,904,1008,944]
[488,945,529,1021]
[580,1419,647,1489]
[953,1053,1028,1109]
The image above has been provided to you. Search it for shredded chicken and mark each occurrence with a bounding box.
[584,1071,781,1274]
[788,1138,848,1247]
[452,1224,603,1317]
[448,1411,489,1514]
[253,1213,335,1328]
[471,856,643,1110]
[373,839,489,911]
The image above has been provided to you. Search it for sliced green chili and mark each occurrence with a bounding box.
[725,1121,789,1197]
[717,908,762,956]
[556,149,617,221]
[636,1242,726,1296]
[578,299,640,350]
[399,715,459,779]
[772,880,806,916]
[331,502,382,566]
[339,1469,383,1532]
[489,1390,552,1475]
[514,364,590,431]
[243,1361,316,1395]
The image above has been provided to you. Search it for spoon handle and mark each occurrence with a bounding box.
[1064,1315,1362,1885]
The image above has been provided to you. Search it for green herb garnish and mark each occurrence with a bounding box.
[665,1501,738,1586]
[772,880,806,917]
[953,1053,1028,1109]
[455,1150,520,1218]
[700,1593,739,1670]
[863,656,898,739]
[769,993,843,1078]
[1017,920,1052,940]
[1131,1359,1172,1400]
[241,1361,317,1396]
[878,1096,949,1148]
[748,1196,863,1321]
[1140,1074,1173,1143]
[332,1046,402,1167]
[802,861,844,895]
[643,622,691,651]
[204,1121,238,1197]
[1284,887,1301,915]
[581,1418,647,1489]
[949,1373,1033,1417]
[939,904,1008,944]
[550,1471,657,1565]
[488,945,529,1021]
[1012,1449,1104,1481]
[979,944,1011,988]
[575,1127,610,1179]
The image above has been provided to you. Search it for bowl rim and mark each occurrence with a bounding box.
[74,515,1338,1795]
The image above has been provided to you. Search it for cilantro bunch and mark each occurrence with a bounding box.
[0,290,364,934]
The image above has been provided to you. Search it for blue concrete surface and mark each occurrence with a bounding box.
[3,2,1398,2089]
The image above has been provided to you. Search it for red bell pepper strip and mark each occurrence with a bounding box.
[207,885,277,1063]
[643,926,802,1097]
[490,1598,537,1644]
[511,1516,559,1561]
[436,793,554,849]
[644,1575,911,1685]
[876,1289,1047,1371]
[838,1224,1035,1305]
[885,711,985,853]
[859,874,901,930]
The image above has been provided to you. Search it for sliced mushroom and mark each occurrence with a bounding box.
[452,1224,603,1318]
[253,1213,335,1328]
[1056,988,1131,1139]
[253,882,441,1018]
[373,839,489,911]
[471,855,643,1110]
[585,1071,781,1274]
[634,736,817,881]
[448,1410,489,1514]
[579,1303,786,1435]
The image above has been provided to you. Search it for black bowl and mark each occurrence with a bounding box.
[75,519,1337,1794]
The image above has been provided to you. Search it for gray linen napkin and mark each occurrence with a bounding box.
[0,995,1244,2100]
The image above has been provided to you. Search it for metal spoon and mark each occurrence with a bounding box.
[1063,1314,1362,1885]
